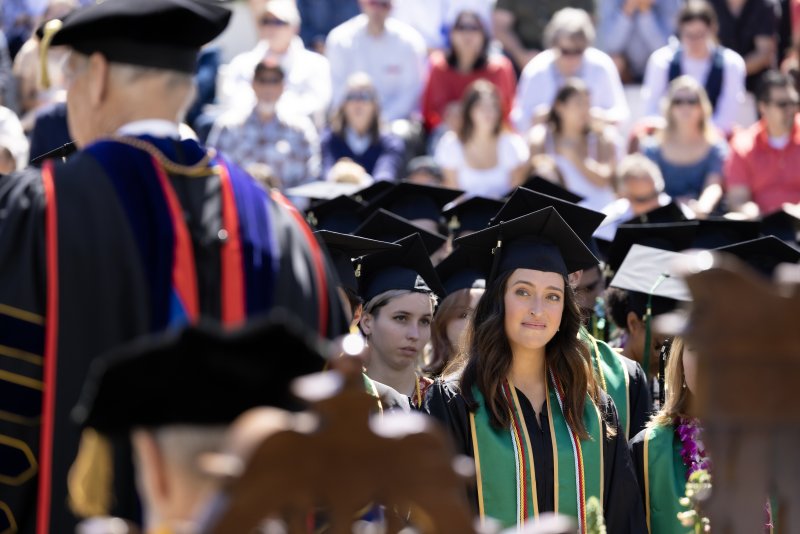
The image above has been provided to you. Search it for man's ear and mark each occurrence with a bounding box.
[568,270,583,290]
[87,52,111,108]
[131,429,171,506]
[626,310,642,334]
[352,303,364,328]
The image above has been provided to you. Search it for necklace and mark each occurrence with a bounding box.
[108,135,218,177]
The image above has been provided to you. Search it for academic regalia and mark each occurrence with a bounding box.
[0,3,347,531]
[431,208,646,532]
[361,181,464,230]
[354,208,448,257]
[442,196,504,240]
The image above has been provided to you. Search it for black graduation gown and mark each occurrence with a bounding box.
[0,139,348,534]
[629,428,650,514]
[425,380,648,533]
[621,356,654,440]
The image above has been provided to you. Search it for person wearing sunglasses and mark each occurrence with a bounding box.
[220,0,331,127]
[321,72,405,182]
[726,70,800,218]
[639,76,726,218]
[422,7,515,139]
[512,7,629,134]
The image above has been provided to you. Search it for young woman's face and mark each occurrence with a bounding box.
[362,292,433,371]
[469,92,501,131]
[557,91,591,128]
[445,288,484,351]
[669,87,703,129]
[503,269,565,354]
[450,12,485,59]
[682,343,698,394]
[343,85,378,133]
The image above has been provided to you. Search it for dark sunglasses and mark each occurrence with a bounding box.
[628,191,660,204]
[366,0,392,8]
[672,96,700,106]
[345,90,375,102]
[254,77,283,85]
[769,99,799,109]
[559,47,584,57]
[453,23,482,32]
[259,17,289,26]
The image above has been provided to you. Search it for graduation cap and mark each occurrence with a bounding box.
[74,312,328,434]
[761,207,800,244]
[606,222,699,279]
[354,209,447,256]
[715,236,800,277]
[490,187,606,260]
[351,181,395,204]
[39,0,231,78]
[362,182,463,224]
[609,244,692,379]
[356,233,446,302]
[622,201,689,226]
[515,176,584,204]
[455,207,599,282]
[690,218,761,249]
[305,195,365,233]
[435,245,490,295]
[315,230,400,293]
[442,196,503,238]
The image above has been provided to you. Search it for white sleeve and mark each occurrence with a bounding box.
[381,29,428,121]
[325,27,351,111]
[712,49,747,134]
[589,50,630,123]
[640,48,670,118]
[499,132,531,168]
[433,132,463,169]
[512,58,554,133]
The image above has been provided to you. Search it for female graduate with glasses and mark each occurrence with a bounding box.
[425,207,646,533]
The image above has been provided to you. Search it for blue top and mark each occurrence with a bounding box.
[320,129,405,182]
[641,137,728,199]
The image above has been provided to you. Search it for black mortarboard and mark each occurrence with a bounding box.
[435,245,491,295]
[73,312,327,435]
[761,208,800,244]
[305,195,365,233]
[40,0,231,74]
[622,201,689,226]
[351,181,395,204]
[690,218,762,249]
[363,182,463,223]
[515,176,584,204]
[491,187,606,260]
[455,207,599,281]
[442,196,504,237]
[715,236,800,277]
[315,230,400,293]
[606,222,699,279]
[354,209,447,256]
[356,233,446,302]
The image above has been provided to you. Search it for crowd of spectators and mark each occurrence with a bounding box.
[2,0,800,224]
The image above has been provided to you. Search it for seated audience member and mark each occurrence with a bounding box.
[596,153,679,240]
[596,0,680,82]
[640,76,726,217]
[492,0,594,72]
[512,7,629,134]
[221,0,331,125]
[529,79,618,212]
[434,80,529,198]
[297,0,360,53]
[321,74,405,183]
[726,70,800,217]
[208,61,320,193]
[0,30,14,111]
[422,6,515,138]
[326,0,427,123]
[404,156,445,186]
[0,104,28,170]
[640,0,746,135]
[709,0,779,92]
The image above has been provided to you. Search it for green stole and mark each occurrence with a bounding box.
[580,327,631,439]
[469,377,604,531]
[643,423,690,534]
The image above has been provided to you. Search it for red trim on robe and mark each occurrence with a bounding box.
[218,164,246,327]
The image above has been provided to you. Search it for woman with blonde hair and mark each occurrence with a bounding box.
[640,75,727,217]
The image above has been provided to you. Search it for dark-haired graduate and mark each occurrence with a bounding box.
[0,1,347,533]
[425,208,646,533]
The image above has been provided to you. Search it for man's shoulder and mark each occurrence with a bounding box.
[720,46,746,71]
[326,14,366,45]
[646,44,678,69]
[728,121,764,154]
[384,17,427,50]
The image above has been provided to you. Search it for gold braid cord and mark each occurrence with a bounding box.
[108,135,219,177]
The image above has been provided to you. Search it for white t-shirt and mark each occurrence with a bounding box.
[434,131,530,198]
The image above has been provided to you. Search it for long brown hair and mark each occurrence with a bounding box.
[330,73,382,143]
[427,288,472,376]
[649,337,692,428]
[456,270,599,438]
[457,79,503,143]
[546,78,590,135]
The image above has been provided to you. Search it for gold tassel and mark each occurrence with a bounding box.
[39,19,64,90]
[68,429,114,518]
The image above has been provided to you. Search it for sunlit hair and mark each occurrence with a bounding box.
[330,72,382,143]
[615,153,665,194]
[450,270,601,438]
[649,337,692,428]
[446,10,490,71]
[427,288,473,376]
[543,7,595,48]
[457,79,504,143]
[660,75,718,143]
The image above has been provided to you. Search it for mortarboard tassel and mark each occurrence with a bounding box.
[68,428,114,518]
[39,19,63,90]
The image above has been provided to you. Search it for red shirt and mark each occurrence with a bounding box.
[724,116,800,213]
[421,50,516,132]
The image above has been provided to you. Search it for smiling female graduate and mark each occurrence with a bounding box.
[424,207,646,533]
